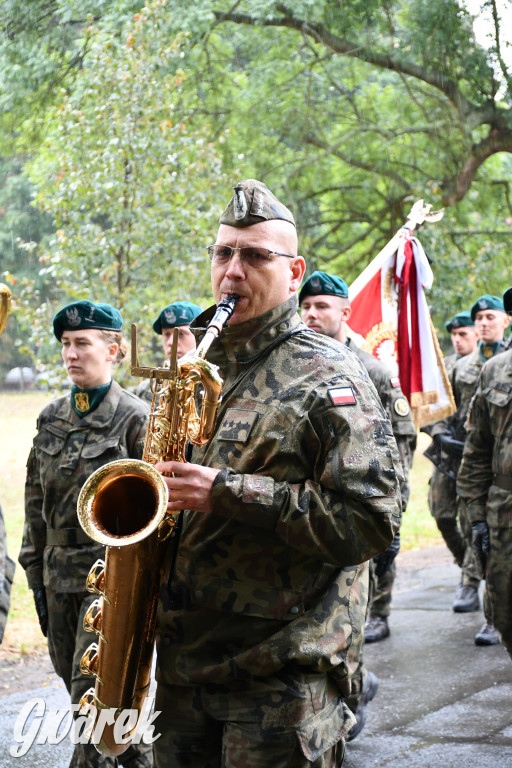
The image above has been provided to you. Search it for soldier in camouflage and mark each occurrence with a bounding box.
[299,270,416,739]
[19,300,151,768]
[153,180,403,767]
[0,287,15,643]
[0,502,15,643]
[426,312,477,567]
[134,301,202,405]
[448,295,509,644]
[457,286,512,660]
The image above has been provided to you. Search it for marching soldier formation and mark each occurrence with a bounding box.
[0,179,510,766]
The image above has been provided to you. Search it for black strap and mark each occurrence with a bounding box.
[46,527,91,546]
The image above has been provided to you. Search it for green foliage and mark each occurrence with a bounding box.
[20,1,230,380]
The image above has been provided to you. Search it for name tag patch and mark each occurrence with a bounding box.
[328,386,356,406]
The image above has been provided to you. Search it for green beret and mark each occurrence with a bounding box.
[152,301,203,334]
[503,287,512,314]
[219,179,295,228]
[298,271,349,305]
[53,300,122,341]
[445,311,474,332]
[470,294,505,321]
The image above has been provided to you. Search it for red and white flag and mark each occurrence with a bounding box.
[347,211,454,427]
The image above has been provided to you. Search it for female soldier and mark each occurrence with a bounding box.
[19,300,151,768]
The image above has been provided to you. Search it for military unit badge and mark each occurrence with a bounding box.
[394,397,410,416]
[74,392,90,413]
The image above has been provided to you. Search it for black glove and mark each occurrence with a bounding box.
[32,587,48,637]
[374,531,400,579]
[471,521,490,575]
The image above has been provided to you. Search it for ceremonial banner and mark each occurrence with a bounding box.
[347,204,455,428]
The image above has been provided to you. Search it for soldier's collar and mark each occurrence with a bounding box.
[478,340,501,362]
[191,296,301,364]
[70,381,112,418]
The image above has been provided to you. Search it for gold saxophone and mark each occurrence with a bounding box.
[77,294,239,756]
[0,283,12,336]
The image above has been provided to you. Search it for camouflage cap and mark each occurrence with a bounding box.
[219,179,295,228]
[470,294,505,321]
[152,301,203,334]
[298,270,349,305]
[503,287,512,315]
[53,300,123,341]
[445,311,474,332]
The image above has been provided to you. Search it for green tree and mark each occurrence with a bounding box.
[20,1,231,383]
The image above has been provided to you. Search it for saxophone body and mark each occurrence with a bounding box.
[77,295,238,756]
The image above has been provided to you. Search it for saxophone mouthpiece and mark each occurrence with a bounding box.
[196,294,240,359]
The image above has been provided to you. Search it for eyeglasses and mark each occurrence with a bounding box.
[207,244,296,269]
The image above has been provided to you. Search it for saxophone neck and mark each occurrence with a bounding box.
[195,294,239,359]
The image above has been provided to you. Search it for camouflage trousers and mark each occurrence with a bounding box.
[485,525,512,659]
[428,467,465,566]
[46,589,153,768]
[152,669,353,767]
[367,559,395,619]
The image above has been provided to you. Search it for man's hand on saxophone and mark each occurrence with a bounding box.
[156,460,220,514]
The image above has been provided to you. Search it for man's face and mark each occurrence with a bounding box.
[161,326,196,359]
[300,295,349,343]
[474,309,510,344]
[211,220,305,325]
[450,326,478,357]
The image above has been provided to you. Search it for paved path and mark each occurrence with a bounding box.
[1,546,511,767]
[345,547,512,767]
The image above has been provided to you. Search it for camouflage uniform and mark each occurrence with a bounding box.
[133,378,154,406]
[457,348,512,658]
[0,501,15,643]
[154,297,403,767]
[19,381,151,768]
[451,343,507,598]
[427,353,466,565]
[350,343,416,620]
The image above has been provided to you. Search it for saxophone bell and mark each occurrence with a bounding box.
[77,295,238,756]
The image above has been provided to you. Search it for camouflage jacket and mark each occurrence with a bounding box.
[458,348,512,527]
[349,341,416,507]
[452,342,507,425]
[0,502,15,643]
[157,296,402,689]
[19,381,148,592]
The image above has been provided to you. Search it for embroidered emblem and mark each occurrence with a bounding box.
[233,188,248,220]
[66,307,81,327]
[165,309,177,325]
[394,397,410,416]
[74,392,90,413]
[328,386,356,406]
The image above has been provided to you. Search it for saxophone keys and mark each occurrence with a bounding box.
[86,559,109,601]
[80,644,102,681]
[83,598,106,642]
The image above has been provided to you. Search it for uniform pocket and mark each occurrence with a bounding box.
[296,696,353,760]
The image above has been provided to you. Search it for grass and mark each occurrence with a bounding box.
[0,392,442,655]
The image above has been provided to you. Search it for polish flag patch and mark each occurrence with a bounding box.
[391,376,401,388]
[328,386,357,406]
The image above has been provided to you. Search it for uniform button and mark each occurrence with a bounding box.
[290,606,299,614]
[195,590,204,599]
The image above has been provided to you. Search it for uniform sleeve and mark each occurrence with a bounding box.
[126,411,149,460]
[18,444,46,589]
[456,379,493,523]
[211,379,403,567]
